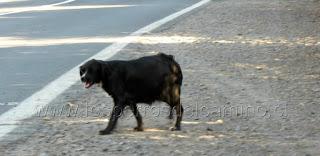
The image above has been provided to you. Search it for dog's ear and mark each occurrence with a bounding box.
[100,62,111,81]
[79,65,85,74]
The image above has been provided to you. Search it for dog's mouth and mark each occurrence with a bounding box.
[84,81,94,89]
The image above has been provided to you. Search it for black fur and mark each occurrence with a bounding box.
[80,53,183,135]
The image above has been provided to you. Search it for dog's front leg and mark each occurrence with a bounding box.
[99,102,125,135]
[130,104,143,131]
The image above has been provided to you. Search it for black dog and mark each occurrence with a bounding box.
[80,53,183,135]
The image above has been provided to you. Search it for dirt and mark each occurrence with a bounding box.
[1,0,320,155]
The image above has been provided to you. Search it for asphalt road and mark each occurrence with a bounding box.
[0,0,199,114]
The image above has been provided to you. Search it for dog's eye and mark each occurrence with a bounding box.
[80,68,86,74]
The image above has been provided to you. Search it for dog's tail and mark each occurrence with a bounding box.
[158,53,183,86]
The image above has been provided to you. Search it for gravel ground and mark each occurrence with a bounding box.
[1,0,320,155]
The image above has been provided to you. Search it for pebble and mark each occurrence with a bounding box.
[75,147,85,151]
[102,148,108,152]
[135,145,142,149]
[207,127,213,131]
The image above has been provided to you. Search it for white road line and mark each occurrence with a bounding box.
[52,0,77,6]
[0,0,30,3]
[0,0,77,16]
[0,0,210,139]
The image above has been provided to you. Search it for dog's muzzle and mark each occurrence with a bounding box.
[80,71,93,88]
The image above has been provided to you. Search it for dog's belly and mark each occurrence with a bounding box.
[125,84,163,104]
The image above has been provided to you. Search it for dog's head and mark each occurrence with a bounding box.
[80,59,102,89]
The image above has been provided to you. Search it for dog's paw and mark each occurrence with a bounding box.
[99,130,112,135]
[133,126,144,131]
[169,126,181,131]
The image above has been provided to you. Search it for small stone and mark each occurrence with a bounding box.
[102,148,108,152]
[175,150,183,154]
[116,148,122,151]
[75,147,85,151]
[255,66,263,70]
[135,145,142,149]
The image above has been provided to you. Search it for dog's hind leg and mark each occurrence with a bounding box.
[171,101,183,131]
[162,94,174,119]
[130,104,144,131]
[170,85,183,131]
[168,105,174,119]
[160,85,175,120]
[99,102,125,135]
